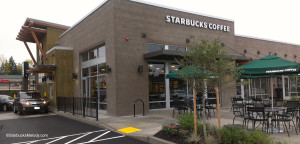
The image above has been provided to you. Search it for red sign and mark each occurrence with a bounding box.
[0,79,9,82]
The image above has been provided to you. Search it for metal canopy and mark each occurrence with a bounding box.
[144,49,250,62]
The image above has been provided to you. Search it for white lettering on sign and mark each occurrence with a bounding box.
[165,15,230,32]
[266,69,297,73]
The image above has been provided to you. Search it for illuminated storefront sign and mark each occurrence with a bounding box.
[165,15,230,32]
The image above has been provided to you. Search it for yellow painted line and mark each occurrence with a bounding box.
[117,127,141,134]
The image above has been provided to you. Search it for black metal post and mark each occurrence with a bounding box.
[134,99,145,117]
[57,97,60,111]
[64,97,66,113]
[9,81,10,92]
[142,102,144,116]
[96,97,98,121]
[134,103,136,117]
[73,97,75,115]
[83,97,86,117]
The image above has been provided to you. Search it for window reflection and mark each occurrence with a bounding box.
[148,43,164,53]
[82,68,89,77]
[169,45,186,51]
[82,52,88,62]
[98,75,107,110]
[148,63,166,109]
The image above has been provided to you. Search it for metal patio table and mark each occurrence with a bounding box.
[264,107,287,133]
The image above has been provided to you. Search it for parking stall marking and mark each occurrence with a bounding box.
[11,129,125,144]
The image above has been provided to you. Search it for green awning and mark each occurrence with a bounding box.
[239,74,280,79]
[238,55,300,76]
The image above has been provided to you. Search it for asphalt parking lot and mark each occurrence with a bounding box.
[0,112,147,144]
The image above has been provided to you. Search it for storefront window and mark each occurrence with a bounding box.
[149,63,166,109]
[91,65,97,76]
[288,77,300,96]
[148,43,164,53]
[98,46,106,59]
[82,68,89,77]
[80,44,107,110]
[89,49,98,60]
[98,75,107,110]
[90,76,97,98]
[169,46,186,51]
[169,64,179,73]
[248,78,269,98]
[82,52,89,62]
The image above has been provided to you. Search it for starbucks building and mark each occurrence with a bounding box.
[17,0,300,116]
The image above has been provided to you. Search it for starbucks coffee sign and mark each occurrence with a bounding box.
[166,15,230,32]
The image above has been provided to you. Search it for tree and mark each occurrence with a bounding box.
[176,37,239,141]
[9,56,18,75]
[0,56,22,75]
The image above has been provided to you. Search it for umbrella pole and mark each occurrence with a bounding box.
[193,81,197,136]
[214,86,221,143]
[271,78,273,108]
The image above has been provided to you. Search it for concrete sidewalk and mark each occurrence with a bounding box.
[53,108,300,144]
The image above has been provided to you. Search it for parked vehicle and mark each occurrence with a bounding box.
[0,95,14,111]
[13,91,49,115]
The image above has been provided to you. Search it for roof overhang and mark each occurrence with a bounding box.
[16,18,70,43]
[26,65,56,74]
[144,50,251,62]
[144,50,184,61]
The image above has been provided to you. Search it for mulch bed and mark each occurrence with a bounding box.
[154,130,217,144]
[154,130,187,144]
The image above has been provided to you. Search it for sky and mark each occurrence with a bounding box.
[0,0,299,64]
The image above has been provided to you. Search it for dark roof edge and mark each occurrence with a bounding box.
[26,18,70,29]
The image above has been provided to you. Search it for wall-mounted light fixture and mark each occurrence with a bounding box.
[221,43,225,47]
[284,54,287,57]
[48,74,54,81]
[72,73,78,80]
[244,50,247,53]
[141,33,147,38]
[186,38,190,43]
[257,51,260,55]
[42,76,47,82]
[138,65,143,73]
[106,65,112,74]
[294,55,297,58]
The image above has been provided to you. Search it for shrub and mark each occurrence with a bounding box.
[219,126,273,144]
[178,129,189,138]
[177,114,197,132]
[205,134,218,144]
[249,130,273,144]
[219,126,243,144]
[186,133,200,144]
[162,123,179,135]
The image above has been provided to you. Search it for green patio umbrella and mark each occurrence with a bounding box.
[238,55,300,108]
[238,55,300,76]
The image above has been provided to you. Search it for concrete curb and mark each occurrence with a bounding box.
[52,110,175,144]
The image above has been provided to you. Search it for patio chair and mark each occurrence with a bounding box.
[187,99,203,120]
[232,103,245,124]
[246,107,268,131]
[252,97,262,104]
[172,99,188,119]
[205,98,217,118]
[274,107,298,137]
